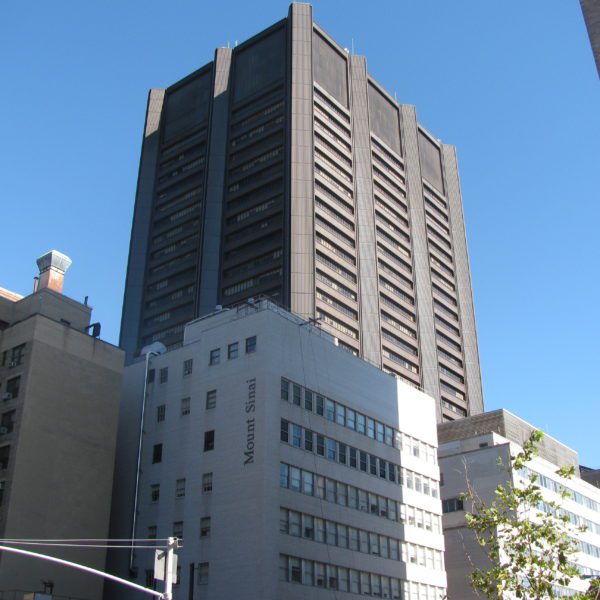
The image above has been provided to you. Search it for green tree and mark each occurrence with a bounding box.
[463,429,588,599]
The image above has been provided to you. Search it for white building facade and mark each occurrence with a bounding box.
[438,410,600,599]
[107,300,447,599]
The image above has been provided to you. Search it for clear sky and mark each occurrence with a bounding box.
[1,1,598,466]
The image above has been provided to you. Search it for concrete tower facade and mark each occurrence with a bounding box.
[120,3,483,422]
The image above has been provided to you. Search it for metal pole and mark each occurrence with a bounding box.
[0,545,163,598]
[130,350,154,572]
[164,537,176,600]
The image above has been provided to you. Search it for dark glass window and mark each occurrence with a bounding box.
[152,444,163,463]
[204,430,215,452]
[245,336,257,353]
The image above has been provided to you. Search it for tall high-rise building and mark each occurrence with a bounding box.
[581,0,600,76]
[120,3,483,422]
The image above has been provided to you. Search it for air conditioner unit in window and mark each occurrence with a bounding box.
[1,393,12,401]
[8,362,16,368]
[0,427,7,435]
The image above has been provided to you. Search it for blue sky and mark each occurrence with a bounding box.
[1,1,598,466]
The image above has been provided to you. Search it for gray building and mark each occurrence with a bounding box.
[581,0,600,76]
[0,251,123,600]
[120,3,483,423]
[107,299,447,599]
[438,410,600,599]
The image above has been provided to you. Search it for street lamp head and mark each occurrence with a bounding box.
[140,342,167,357]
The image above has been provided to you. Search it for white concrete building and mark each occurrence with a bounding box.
[107,299,447,599]
[438,410,600,599]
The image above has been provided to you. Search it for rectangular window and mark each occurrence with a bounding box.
[279,463,289,488]
[290,557,302,583]
[157,405,166,422]
[280,419,289,443]
[290,467,301,491]
[148,525,157,539]
[335,404,345,426]
[280,508,289,533]
[385,426,394,446]
[245,336,257,353]
[181,397,190,416]
[346,408,356,430]
[316,435,325,456]
[326,438,337,461]
[145,570,155,590]
[292,384,301,406]
[326,399,335,421]
[197,562,209,585]
[303,514,314,539]
[442,497,464,513]
[183,359,193,376]
[367,418,376,439]
[349,447,357,468]
[304,429,313,452]
[203,430,215,452]
[5,377,20,399]
[152,444,162,464]
[338,443,347,465]
[302,471,314,495]
[202,472,213,493]
[206,390,216,410]
[228,342,238,359]
[173,521,183,541]
[357,413,366,434]
[175,478,186,498]
[159,367,168,383]
[10,344,25,366]
[359,451,367,472]
[209,348,220,365]
[200,517,211,537]
[316,395,324,416]
[292,424,302,448]
[303,559,314,585]
[281,378,289,401]
[151,484,160,502]
[304,390,313,411]
[147,369,155,384]
[289,511,301,536]
[1,411,15,433]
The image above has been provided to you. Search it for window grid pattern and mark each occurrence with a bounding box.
[280,421,438,499]
[280,378,437,464]
[279,463,442,533]
[279,553,445,599]
[279,507,444,569]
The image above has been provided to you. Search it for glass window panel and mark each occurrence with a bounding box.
[302,471,314,495]
[290,467,301,491]
[304,389,313,411]
[347,408,356,430]
[326,399,335,421]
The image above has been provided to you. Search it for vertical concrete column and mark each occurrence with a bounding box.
[349,56,382,366]
[442,145,484,415]
[401,105,441,416]
[120,88,165,364]
[288,3,315,320]
[198,48,233,316]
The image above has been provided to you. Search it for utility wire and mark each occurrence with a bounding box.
[0,541,164,549]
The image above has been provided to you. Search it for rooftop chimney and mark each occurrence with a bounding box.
[36,250,72,294]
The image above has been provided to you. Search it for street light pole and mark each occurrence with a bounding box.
[130,343,166,573]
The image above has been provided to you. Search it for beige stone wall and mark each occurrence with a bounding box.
[0,314,123,600]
